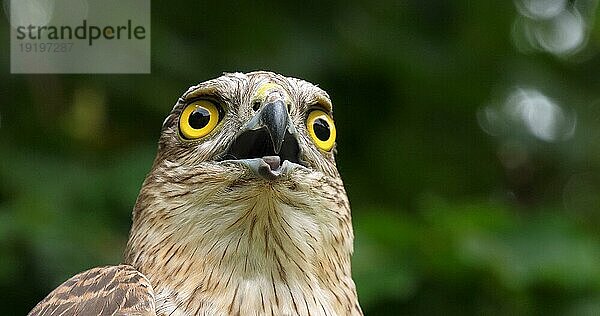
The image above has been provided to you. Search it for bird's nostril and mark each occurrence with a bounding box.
[252,101,261,112]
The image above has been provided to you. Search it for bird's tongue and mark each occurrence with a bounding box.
[262,156,281,171]
[220,127,302,166]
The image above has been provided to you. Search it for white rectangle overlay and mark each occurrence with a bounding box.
[10,0,150,74]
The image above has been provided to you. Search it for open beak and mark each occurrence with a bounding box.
[246,99,292,154]
[219,93,304,179]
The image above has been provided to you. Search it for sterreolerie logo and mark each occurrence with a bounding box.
[9,0,150,73]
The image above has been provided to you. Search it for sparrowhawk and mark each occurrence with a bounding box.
[29,71,363,316]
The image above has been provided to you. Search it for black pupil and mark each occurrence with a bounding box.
[313,118,330,141]
[189,107,211,129]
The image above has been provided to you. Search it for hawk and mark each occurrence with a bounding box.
[29,71,363,316]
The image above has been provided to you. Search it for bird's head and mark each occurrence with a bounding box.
[154,71,339,181]
[126,72,353,286]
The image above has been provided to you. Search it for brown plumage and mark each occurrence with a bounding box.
[28,265,155,315]
[29,71,362,316]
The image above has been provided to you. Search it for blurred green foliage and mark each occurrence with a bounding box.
[1,0,600,315]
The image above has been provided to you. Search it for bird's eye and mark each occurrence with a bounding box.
[179,100,221,140]
[307,110,336,151]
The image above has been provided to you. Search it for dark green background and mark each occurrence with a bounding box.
[1,1,600,315]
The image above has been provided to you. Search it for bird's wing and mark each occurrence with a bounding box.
[28,264,156,316]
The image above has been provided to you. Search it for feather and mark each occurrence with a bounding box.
[29,265,156,316]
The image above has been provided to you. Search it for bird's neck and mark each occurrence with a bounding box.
[124,173,361,315]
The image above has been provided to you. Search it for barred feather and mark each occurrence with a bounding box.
[28,265,155,316]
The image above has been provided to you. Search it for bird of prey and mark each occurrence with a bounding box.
[29,71,363,316]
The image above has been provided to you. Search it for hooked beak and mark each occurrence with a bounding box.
[246,99,292,154]
[220,92,304,179]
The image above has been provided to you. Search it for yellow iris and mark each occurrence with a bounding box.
[179,100,220,139]
[307,110,336,151]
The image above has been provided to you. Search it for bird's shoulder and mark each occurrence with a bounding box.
[28,264,156,316]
